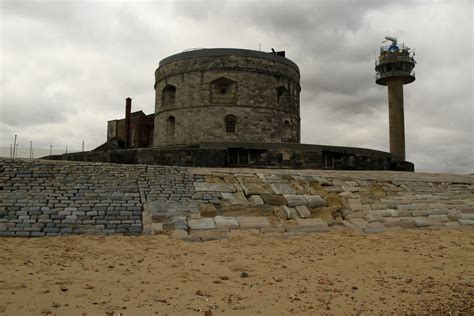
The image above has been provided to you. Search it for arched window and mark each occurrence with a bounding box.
[225,115,236,134]
[166,116,175,136]
[277,86,289,108]
[162,84,176,107]
[282,120,291,142]
[210,77,237,104]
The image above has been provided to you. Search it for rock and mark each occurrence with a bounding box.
[238,177,272,195]
[270,183,296,195]
[345,211,366,220]
[236,216,271,229]
[214,216,239,229]
[295,218,325,225]
[187,218,216,230]
[260,194,287,206]
[414,218,432,227]
[229,192,249,205]
[150,222,164,233]
[369,209,398,217]
[460,207,474,214]
[460,213,474,220]
[427,214,449,222]
[295,205,311,218]
[221,192,234,200]
[248,195,264,206]
[172,216,188,230]
[194,182,235,193]
[240,272,249,278]
[303,195,326,208]
[200,204,217,218]
[447,213,462,221]
[459,219,474,226]
[411,210,432,217]
[283,195,307,207]
[282,206,299,220]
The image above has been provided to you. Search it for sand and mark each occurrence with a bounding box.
[1,229,473,315]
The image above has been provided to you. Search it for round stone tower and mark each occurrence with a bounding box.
[375,37,416,161]
[153,48,301,147]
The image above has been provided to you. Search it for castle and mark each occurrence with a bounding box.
[61,45,415,171]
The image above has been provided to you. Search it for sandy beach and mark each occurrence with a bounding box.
[1,229,473,315]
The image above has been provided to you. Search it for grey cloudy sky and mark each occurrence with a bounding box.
[1,0,472,173]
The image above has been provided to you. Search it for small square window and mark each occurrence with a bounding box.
[220,87,227,94]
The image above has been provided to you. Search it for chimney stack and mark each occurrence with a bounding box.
[125,97,132,147]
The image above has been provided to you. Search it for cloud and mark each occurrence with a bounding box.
[0,0,472,173]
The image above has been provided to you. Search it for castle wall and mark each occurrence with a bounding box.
[153,49,301,146]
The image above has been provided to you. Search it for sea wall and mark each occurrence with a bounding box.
[0,158,472,238]
[0,158,196,236]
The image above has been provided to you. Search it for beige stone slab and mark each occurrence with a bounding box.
[188,218,216,230]
[214,216,239,229]
[296,218,327,226]
[236,216,271,229]
[194,182,236,193]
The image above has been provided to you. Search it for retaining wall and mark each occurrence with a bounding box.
[0,158,472,238]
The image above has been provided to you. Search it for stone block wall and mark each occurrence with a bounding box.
[0,158,195,237]
[1,158,472,239]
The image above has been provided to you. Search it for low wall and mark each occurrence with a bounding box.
[47,142,415,171]
[1,158,472,238]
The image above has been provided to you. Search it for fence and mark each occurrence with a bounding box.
[0,147,83,159]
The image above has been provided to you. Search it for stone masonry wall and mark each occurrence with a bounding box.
[0,158,195,237]
[1,158,473,239]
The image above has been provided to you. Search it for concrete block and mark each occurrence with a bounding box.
[236,217,271,229]
[459,219,474,226]
[248,195,264,206]
[283,195,307,207]
[428,214,449,222]
[187,218,216,230]
[282,206,299,220]
[295,205,311,218]
[415,218,432,227]
[214,216,239,229]
[296,218,326,226]
[270,183,295,195]
[460,213,474,220]
[303,195,326,208]
[194,182,235,192]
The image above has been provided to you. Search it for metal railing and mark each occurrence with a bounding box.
[376,70,415,80]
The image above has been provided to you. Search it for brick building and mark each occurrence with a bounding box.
[94,97,154,151]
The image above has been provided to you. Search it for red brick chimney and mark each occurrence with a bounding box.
[125,97,132,147]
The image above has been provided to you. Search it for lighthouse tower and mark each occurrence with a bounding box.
[375,36,416,161]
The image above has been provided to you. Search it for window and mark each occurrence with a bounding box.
[210,77,237,104]
[282,120,291,142]
[166,116,175,136]
[225,115,236,133]
[162,85,176,107]
[277,86,289,107]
